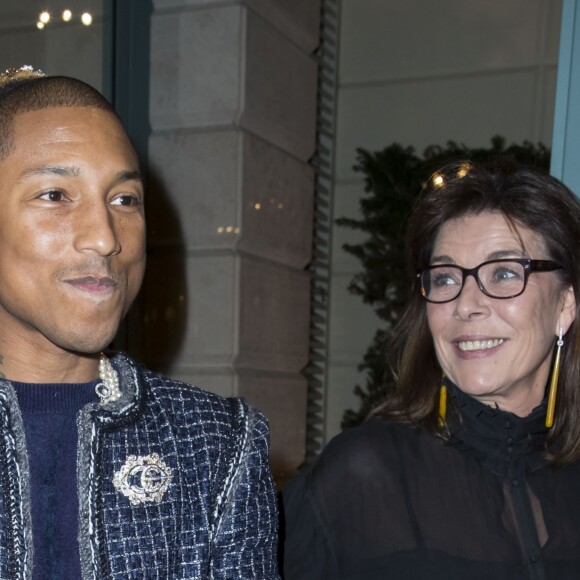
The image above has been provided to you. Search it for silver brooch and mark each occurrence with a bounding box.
[113,454,173,505]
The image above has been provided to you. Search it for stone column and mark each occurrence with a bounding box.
[146,0,320,481]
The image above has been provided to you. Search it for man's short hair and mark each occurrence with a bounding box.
[0,75,117,160]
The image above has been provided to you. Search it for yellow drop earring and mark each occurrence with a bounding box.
[546,327,564,428]
[438,376,447,428]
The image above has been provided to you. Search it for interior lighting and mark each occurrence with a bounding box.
[36,21,45,29]
[81,12,93,26]
[62,9,72,22]
[254,203,261,210]
[39,11,51,24]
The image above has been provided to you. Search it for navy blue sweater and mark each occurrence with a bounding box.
[12,381,97,579]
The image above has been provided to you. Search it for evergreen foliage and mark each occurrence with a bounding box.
[339,137,551,429]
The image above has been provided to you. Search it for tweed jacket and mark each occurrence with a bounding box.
[0,353,280,579]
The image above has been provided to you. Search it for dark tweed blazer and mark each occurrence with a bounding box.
[0,354,280,579]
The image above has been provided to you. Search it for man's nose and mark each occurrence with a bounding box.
[73,202,121,256]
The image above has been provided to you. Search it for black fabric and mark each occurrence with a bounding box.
[12,381,97,580]
[282,382,580,579]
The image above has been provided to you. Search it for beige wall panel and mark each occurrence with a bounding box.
[167,370,236,399]
[328,272,379,365]
[148,130,241,250]
[150,6,243,130]
[331,181,372,273]
[238,372,308,481]
[43,25,103,88]
[237,259,311,373]
[245,0,321,52]
[0,31,46,73]
[141,253,237,370]
[336,71,541,181]
[325,365,368,440]
[240,8,318,160]
[142,254,309,371]
[340,0,560,82]
[0,24,102,89]
[239,133,314,269]
[153,0,320,52]
[148,129,314,267]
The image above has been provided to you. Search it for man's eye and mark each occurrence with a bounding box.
[38,190,65,202]
[111,194,141,207]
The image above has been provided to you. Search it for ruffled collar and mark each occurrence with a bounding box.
[445,378,549,477]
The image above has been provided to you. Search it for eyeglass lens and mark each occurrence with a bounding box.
[421,261,526,302]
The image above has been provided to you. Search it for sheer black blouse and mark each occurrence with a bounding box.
[282,384,580,579]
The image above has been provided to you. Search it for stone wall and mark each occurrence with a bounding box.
[146,0,321,481]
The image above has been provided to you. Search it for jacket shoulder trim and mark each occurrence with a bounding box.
[0,383,33,579]
[210,398,252,544]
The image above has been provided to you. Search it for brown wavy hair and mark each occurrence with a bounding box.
[372,157,580,464]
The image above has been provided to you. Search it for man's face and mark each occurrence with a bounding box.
[0,106,146,356]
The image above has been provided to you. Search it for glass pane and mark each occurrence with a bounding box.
[0,0,106,92]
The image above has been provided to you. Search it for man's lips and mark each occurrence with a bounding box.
[64,276,118,292]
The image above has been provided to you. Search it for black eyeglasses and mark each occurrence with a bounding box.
[417,258,563,304]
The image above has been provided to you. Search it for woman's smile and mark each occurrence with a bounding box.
[456,337,505,352]
[426,212,575,416]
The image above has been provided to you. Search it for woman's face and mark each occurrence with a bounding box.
[426,212,576,416]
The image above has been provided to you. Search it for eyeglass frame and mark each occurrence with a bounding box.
[417,258,563,304]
